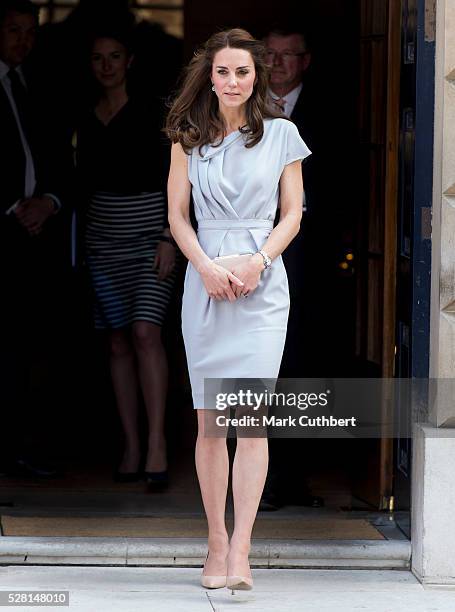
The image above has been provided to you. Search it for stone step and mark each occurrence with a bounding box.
[0,537,411,569]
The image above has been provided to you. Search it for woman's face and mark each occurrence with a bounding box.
[211,47,256,110]
[91,37,131,90]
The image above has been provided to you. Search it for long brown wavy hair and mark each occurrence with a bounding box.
[165,28,285,154]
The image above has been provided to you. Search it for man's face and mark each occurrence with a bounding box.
[0,11,37,68]
[265,34,311,91]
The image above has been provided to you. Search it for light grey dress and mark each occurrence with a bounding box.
[182,118,311,408]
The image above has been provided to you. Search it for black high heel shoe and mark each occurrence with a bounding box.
[113,469,144,483]
[144,469,169,490]
[113,457,144,483]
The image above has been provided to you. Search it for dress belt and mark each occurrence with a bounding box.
[197,218,273,231]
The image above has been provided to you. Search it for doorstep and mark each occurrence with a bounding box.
[0,537,411,569]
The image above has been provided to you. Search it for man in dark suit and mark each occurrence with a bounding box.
[0,0,69,478]
[267,26,317,335]
[259,27,324,510]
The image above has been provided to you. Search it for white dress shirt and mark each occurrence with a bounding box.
[0,59,60,213]
[269,83,303,118]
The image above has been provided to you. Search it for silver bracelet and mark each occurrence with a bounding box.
[258,249,272,269]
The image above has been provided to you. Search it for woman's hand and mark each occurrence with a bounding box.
[154,240,176,280]
[230,253,264,298]
[199,261,244,302]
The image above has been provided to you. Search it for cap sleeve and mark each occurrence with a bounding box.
[284,120,312,165]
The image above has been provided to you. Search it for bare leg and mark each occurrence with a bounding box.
[228,436,269,579]
[132,321,168,472]
[196,410,230,576]
[109,329,140,472]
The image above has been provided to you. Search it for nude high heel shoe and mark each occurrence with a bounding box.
[226,575,253,594]
[200,552,227,589]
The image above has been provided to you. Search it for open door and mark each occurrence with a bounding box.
[353,0,402,508]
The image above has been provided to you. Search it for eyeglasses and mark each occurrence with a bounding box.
[265,50,306,61]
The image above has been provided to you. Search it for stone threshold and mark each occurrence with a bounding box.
[0,537,411,569]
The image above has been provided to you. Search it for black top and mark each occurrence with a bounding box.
[77,96,170,198]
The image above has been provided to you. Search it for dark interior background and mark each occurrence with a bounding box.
[24,0,363,484]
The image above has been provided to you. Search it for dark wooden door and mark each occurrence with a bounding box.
[353,0,402,508]
[393,0,434,527]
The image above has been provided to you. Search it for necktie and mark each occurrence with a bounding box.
[273,97,286,114]
[7,68,31,140]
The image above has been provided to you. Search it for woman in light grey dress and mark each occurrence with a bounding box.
[166,29,310,593]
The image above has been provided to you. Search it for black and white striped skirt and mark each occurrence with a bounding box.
[85,191,175,329]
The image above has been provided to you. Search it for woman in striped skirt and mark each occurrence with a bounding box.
[77,29,176,486]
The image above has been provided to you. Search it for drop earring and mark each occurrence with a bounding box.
[211,85,215,92]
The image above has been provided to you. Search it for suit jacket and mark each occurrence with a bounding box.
[0,67,72,262]
[277,85,324,376]
[278,83,325,305]
[0,82,28,214]
[290,86,318,216]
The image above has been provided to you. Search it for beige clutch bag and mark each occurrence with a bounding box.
[213,253,253,270]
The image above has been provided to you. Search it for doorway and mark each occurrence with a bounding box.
[0,0,420,544]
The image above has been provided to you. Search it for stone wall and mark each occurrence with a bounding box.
[430,0,455,416]
[412,0,455,586]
